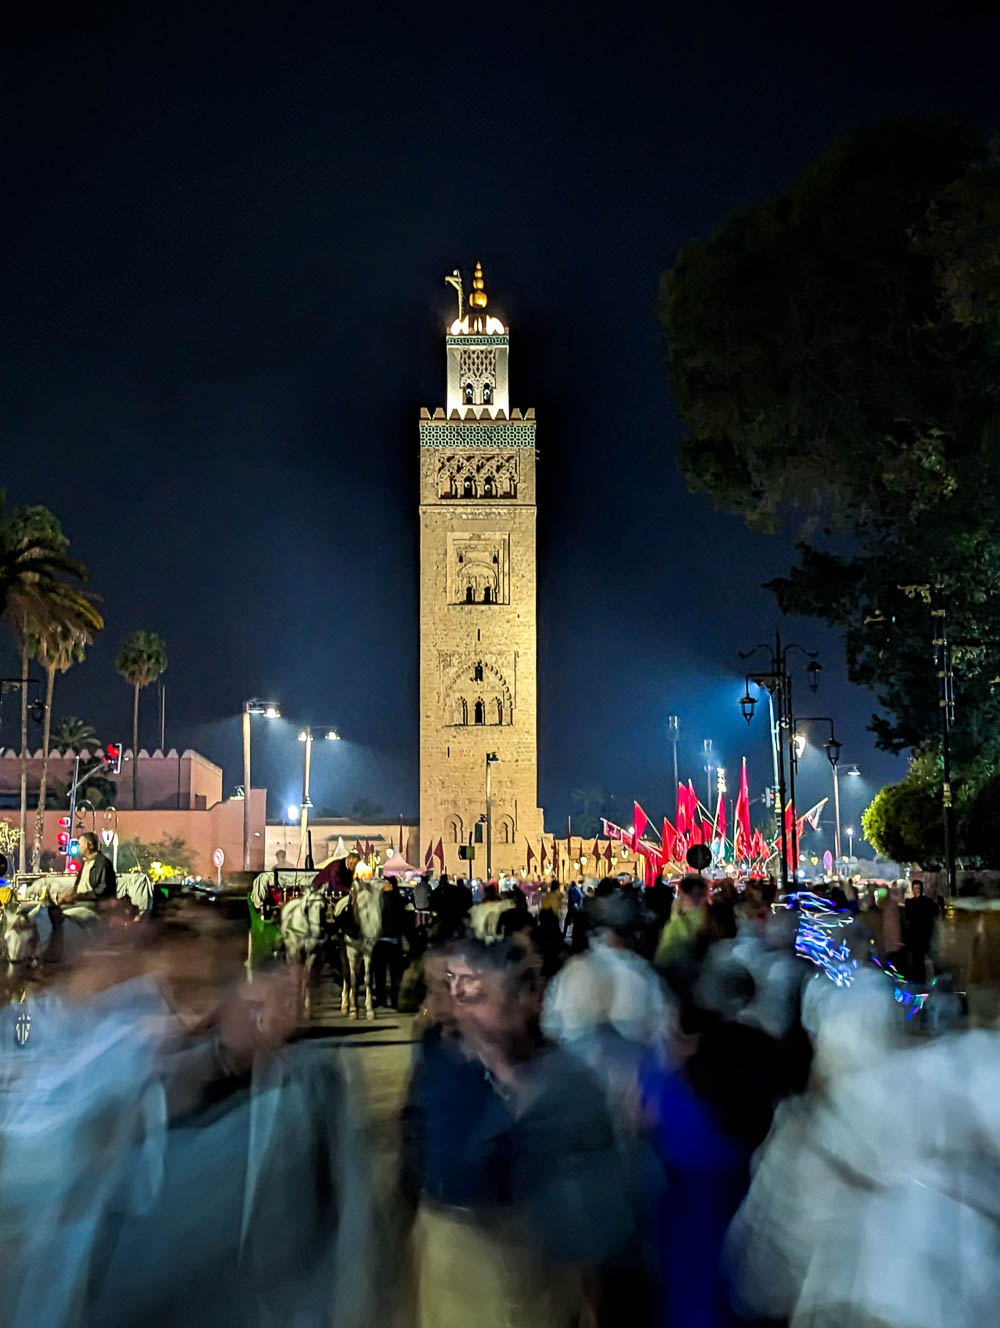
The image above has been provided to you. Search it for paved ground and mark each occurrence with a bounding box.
[294,979,419,1324]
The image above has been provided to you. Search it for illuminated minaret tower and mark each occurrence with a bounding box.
[418,263,544,875]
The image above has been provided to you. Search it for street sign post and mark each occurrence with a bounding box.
[212,847,225,886]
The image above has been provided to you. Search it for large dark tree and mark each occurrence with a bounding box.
[660,119,1000,768]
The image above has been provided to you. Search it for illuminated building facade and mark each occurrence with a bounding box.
[418,264,544,875]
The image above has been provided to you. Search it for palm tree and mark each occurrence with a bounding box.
[1,500,96,871]
[50,716,99,753]
[0,494,87,619]
[115,631,168,807]
[29,607,102,870]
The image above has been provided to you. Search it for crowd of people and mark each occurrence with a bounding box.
[2,862,998,1327]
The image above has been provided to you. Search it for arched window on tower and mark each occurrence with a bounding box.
[473,662,483,682]
[482,381,492,404]
[495,697,504,725]
[474,699,485,725]
[464,383,474,404]
[463,476,475,498]
[455,697,468,725]
[465,584,475,603]
[482,475,494,497]
[482,586,492,604]
[446,815,463,844]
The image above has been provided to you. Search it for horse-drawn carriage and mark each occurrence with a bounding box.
[247,845,391,1019]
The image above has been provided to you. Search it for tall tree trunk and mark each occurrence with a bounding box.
[18,646,28,873]
[32,665,55,872]
[132,681,140,809]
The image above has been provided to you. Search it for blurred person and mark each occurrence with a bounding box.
[905,878,939,982]
[655,875,712,1021]
[563,877,583,938]
[878,882,906,971]
[0,899,374,1328]
[543,889,673,1119]
[533,906,566,978]
[403,938,632,1328]
[373,876,411,1008]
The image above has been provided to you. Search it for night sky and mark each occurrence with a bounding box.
[4,5,999,847]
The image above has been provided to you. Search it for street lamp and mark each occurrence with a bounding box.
[738,634,820,892]
[794,716,844,862]
[242,698,281,870]
[485,752,500,880]
[666,715,680,791]
[297,725,341,868]
[846,825,855,862]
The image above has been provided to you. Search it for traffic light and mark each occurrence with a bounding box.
[68,838,80,857]
[67,858,81,874]
[58,815,71,852]
[105,742,122,774]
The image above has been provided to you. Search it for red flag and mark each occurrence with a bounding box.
[784,801,800,870]
[541,840,548,870]
[354,839,364,856]
[434,838,444,870]
[752,828,768,862]
[633,802,649,845]
[424,840,433,868]
[676,783,689,841]
[365,839,373,862]
[713,791,727,845]
[603,840,613,865]
[526,839,537,868]
[662,818,677,862]
[592,838,601,862]
[735,758,751,860]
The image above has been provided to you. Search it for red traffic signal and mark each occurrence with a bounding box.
[105,742,122,774]
[67,858,81,874]
[57,831,69,849]
[58,816,71,830]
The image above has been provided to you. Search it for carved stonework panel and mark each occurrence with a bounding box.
[447,532,510,605]
[439,653,515,727]
[458,347,497,387]
[436,451,518,499]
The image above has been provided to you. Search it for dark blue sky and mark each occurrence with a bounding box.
[3,4,998,845]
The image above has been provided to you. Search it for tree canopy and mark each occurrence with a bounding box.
[660,119,1000,764]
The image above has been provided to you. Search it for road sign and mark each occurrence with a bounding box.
[212,848,225,868]
[101,829,115,846]
[823,850,833,872]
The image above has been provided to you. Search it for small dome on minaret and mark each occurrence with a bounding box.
[469,261,488,309]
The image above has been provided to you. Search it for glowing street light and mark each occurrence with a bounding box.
[287,804,300,822]
[242,698,281,869]
[296,724,341,868]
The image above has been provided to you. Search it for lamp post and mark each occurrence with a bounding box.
[793,716,844,862]
[702,738,714,812]
[846,825,855,862]
[241,699,280,871]
[297,725,340,868]
[738,633,821,893]
[485,752,499,880]
[666,715,679,793]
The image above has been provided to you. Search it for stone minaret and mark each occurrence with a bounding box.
[418,263,544,876]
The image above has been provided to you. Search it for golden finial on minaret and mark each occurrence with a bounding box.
[469,261,488,309]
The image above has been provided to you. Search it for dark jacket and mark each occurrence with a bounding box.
[88,851,117,900]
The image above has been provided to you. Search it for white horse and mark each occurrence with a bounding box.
[469,898,516,944]
[337,877,385,1021]
[279,887,327,1017]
